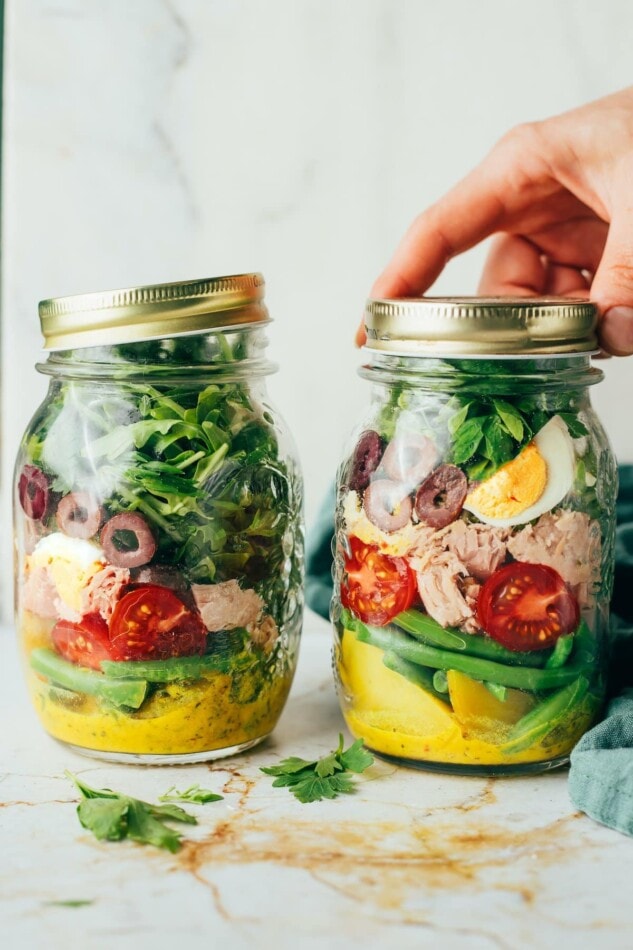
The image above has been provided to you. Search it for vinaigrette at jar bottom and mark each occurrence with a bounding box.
[15,275,304,763]
[333,298,616,774]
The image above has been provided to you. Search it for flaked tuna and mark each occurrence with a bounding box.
[191,579,264,632]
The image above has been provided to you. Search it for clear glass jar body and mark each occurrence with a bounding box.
[332,354,616,775]
[15,329,304,763]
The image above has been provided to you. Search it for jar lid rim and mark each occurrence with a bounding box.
[364,295,598,355]
[39,273,269,350]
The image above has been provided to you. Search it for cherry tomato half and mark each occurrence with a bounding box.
[52,614,116,670]
[341,535,416,627]
[476,562,579,652]
[109,584,207,661]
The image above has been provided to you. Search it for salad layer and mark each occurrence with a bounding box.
[334,376,615,770]
[16,370,303,757]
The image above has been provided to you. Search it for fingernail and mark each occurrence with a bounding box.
[599,306,633,356]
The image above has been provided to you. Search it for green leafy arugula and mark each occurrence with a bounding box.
[66,772,198,853]
[159,784,224,804]
[260,735,374,803]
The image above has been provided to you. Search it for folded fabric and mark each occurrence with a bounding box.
[305,465,633,838]
[569,690,633,836]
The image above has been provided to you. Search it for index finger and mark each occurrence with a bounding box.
[371,128,548,299]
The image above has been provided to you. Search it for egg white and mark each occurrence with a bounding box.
[28,532,106,612]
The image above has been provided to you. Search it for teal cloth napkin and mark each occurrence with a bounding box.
[305,466,633,836]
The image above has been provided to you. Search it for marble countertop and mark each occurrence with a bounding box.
[1,609,631,950]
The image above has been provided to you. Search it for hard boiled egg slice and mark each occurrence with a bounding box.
[28,532,106,614]
[462,415,575,528]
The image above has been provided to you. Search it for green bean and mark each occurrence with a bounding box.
[31,649,148,709]
[545,634,574,669]
[500,676,590,754]
[393,611,465,649]
[382,652,449,704]
[392,609,549,667]
[433,669,449,694]
[354,623,586,692]
[102,652,234,682]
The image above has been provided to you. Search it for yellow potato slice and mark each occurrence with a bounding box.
[340,629,458,738]
[447,669,535,730]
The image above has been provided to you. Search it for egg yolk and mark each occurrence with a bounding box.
[466,442,547,520]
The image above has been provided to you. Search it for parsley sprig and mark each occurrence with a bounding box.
[159,784,224,804]
[260,735,373,803]
[66,772,201,852]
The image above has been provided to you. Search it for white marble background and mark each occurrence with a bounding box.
[3,0,633,620]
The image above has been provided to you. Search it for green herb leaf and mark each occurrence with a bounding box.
[76,797,129,842]
[159,784,224,804]
[450,417,485,464]
[260,756,317,776]
[290,773,355,804]
[260,736,374,803]
[447,401,472,436]
[338,737,374,773]
[66,772,197,852]
[558,412,589,438]
[493,399,525,442]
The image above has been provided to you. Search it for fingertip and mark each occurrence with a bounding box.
[355,319,367,348]
[597,306,633,356]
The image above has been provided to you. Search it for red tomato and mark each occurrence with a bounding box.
[477,562,579,652]
[109,585,207,660]
[341,536,416,626]
[52,614,116,670]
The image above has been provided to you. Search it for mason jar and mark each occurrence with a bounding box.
[15,274,304,764]
[333,297,616,775]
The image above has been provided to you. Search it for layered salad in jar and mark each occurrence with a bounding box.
[334,376,614,770]
[16,371,303,759]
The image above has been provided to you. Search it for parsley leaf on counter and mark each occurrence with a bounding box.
[159,784,224,804]
[260,735,374,803]
[66,772,197,852]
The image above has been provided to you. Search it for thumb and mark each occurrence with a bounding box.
[591,211,633,356]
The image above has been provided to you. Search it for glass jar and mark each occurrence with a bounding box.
[333,297,616,775]
[15,275,304,764]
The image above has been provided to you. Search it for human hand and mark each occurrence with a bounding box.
[364,87,633,355]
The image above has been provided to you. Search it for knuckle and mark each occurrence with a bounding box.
[497,120,546,155]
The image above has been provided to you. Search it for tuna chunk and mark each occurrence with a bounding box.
[507,510,601,608]
[410,519,509,631]
[191,580,264,632]
[411,548,474,629]
[81,565,131,622]
[443,520,509,581]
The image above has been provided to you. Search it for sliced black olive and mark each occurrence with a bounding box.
[348,430,384,491]
[56,492,105,540]
[100,512,156,568]
[414,464,468,529]
[18,465,50,521]
[382,433,438,486]
[363,479,413,533]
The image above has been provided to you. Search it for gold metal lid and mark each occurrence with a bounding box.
[364,296,598,356]
[39,273,269,350]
